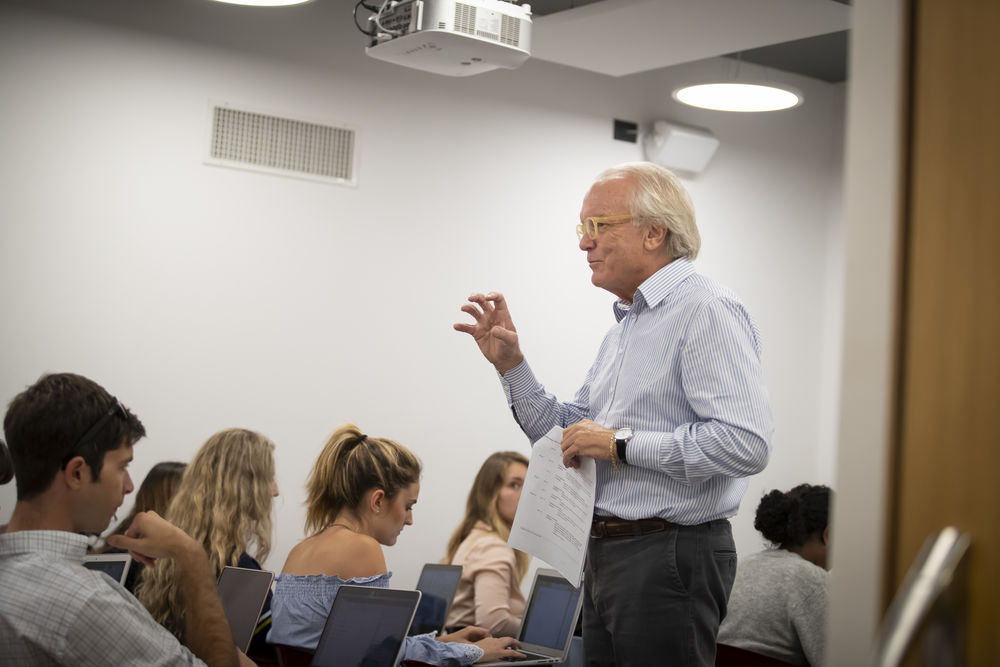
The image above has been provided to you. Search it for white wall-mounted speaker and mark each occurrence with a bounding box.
[642,121,720,175]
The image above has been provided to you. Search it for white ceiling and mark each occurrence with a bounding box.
[531,0,851,77]
[5,0,850,81]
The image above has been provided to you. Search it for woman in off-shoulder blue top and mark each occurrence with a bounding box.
[268,424,523,666]
[268,572,481,666]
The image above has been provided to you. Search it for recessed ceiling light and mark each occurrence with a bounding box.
[209,0,312,6]
[673,83,803,113]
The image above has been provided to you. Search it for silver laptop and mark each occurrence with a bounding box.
[311,585,421,667]
[216,566,275,652]
[82,553,133,587]
[410,563,463,635]
[477,569,584,667]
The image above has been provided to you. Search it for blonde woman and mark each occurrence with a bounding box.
[444,451,529,637]
[136,429,278,657]
[268,423,523,666]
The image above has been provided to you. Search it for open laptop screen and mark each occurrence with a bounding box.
[411,563,462,635]
[312,586,420,667]
[519,574,581,649]
[216,566,274,653]
[82,553,132,587]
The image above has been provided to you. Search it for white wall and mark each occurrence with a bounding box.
[0,5,844,589]
[826,0,906,662]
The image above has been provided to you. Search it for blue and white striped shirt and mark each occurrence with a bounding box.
[501,259,773,524]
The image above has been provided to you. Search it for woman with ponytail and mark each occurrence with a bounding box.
[267,424,523,666]
[716,483,832,666]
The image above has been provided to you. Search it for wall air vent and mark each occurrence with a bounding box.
[206,104,357,186]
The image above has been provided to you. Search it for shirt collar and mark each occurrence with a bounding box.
[612,258,695,322]
[0,529,90,562]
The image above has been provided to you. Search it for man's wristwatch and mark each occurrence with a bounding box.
[614,427,633,465]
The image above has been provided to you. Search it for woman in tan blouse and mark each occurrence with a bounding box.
[444,451,530,638]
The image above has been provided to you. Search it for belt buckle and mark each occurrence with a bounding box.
[591,521,607,538]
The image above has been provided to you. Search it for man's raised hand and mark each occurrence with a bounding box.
[454,292,525,374]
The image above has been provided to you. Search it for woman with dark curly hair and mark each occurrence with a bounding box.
[716,484,832,667]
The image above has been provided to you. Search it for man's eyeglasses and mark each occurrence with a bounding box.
[576,214,632,241]
[63,397,129,467]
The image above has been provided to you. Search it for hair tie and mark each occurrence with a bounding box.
[344,434,368,454]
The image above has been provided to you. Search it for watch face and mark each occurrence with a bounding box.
[615,427,632,441]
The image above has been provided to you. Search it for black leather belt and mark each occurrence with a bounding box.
[590,517,676,539]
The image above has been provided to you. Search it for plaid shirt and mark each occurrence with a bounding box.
[0,530,204,666]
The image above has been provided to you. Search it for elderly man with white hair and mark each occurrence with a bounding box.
[456,162,774,667]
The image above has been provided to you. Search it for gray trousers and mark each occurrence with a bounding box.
[581,519,737,667]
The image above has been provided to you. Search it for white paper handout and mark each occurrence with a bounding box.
[507,426,596,587]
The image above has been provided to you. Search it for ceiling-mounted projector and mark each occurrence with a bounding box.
[365,0,532,77]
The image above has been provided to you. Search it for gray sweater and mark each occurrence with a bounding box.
[716,549,828,666]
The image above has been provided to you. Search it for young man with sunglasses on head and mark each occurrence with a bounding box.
[456,162,774,667]
[0,372,245,666]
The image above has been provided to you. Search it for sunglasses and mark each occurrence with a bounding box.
[62,397,129,467]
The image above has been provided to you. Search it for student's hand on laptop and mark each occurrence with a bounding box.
[475,637,524,663]
[438,626,491,643]
[105,511,200,567]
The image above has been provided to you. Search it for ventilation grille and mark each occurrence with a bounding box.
[454,3,475,34]
[453,4,520,46]
[500,15,520,46]
[208,106,356,185]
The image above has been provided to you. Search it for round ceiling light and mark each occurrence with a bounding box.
[673,83,803,112]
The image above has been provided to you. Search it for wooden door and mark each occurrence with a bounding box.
[891,0,1000,663]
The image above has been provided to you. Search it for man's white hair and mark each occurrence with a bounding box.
[595,161,700,260]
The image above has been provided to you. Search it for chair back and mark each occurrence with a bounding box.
[715,643,800,667]
[273,643,313,667]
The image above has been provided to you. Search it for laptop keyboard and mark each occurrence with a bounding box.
[501,652,553,663]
